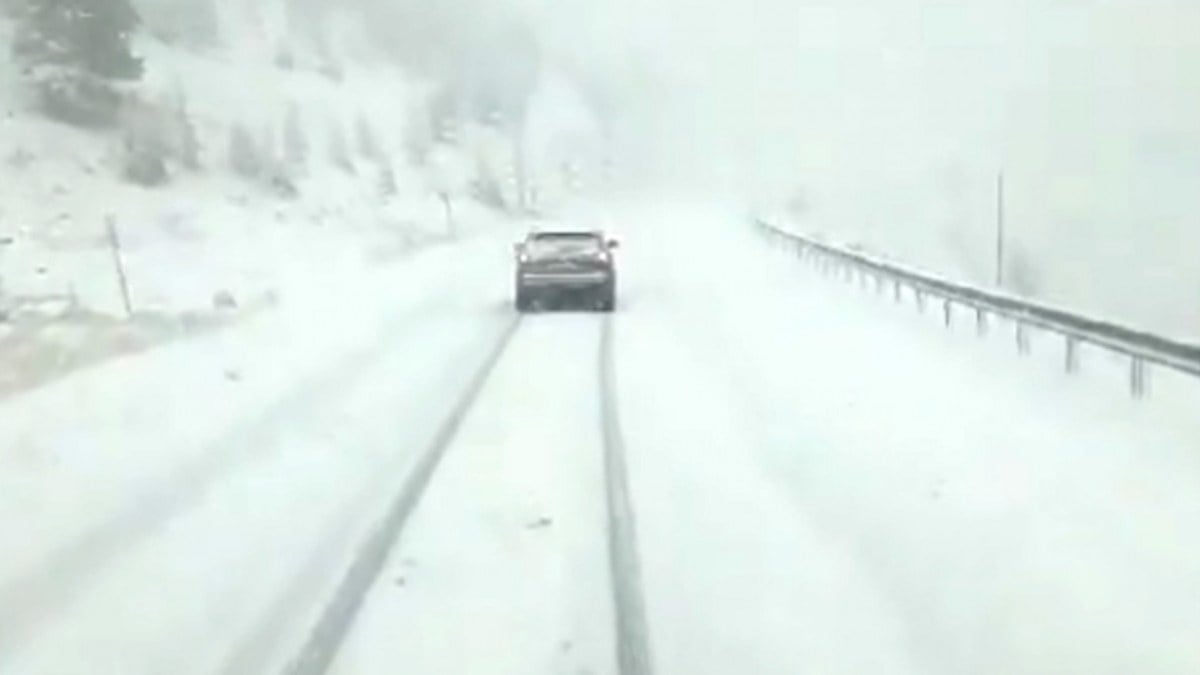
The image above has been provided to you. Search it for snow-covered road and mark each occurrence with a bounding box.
[1,205,1199,674]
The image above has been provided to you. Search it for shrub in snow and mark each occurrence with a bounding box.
[471,171,505,211]
[378,165,398,202]
[123,144,168,186]
[229,123,262,178]
[267,172,299,200]
[317,59,344,83]
[212,290,237,311]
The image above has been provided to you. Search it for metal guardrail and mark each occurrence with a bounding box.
[756,219,1200,398]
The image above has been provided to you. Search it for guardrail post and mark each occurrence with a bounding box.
[893,280,902,303]
[914,289,926,313]
[1016,322,1031,355]
[875,274,885,295]
[976,309,988,336]
[1065,337,1079,374]
[943,300,953,328]
[1130,358,1148,399]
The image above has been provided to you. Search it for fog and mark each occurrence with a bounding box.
[139,0,1200,333]
[482,0,1200,334]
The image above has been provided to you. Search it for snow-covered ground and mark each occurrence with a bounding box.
[1,200,1197,674]
[331,316,615,675]
[0,228,519,673]
[616,203,1200,674]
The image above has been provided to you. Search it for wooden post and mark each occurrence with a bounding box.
[438,192,454,238]
[1130,358,1148,399]
[1065,337,1079,374]
[106,216,133,318]
[1016,321,1030,355]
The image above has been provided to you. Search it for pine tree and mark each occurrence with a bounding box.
[329,118,354,173]
[229,122,261,178]
[378,165,398,202]
[355,113,382,162]
[12,0,143,126]
[283,103,307,167]
[175,90,201,170]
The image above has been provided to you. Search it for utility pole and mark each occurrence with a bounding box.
[995,171,1006,288]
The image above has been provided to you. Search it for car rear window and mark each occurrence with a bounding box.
[526,234,603,259]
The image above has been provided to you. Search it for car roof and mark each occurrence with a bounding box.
[529,230,602,238]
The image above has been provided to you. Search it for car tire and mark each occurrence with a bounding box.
[597,288,616,313]
[516,288,533,313]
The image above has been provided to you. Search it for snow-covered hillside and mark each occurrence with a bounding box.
[0,0,525,398]
[0,0,504,321]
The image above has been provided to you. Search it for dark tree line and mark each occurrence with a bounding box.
[13,0,142,80]
[10,0,143,126]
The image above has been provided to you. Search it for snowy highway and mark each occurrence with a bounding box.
[2,206,1200,674]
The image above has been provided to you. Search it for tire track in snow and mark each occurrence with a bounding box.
[599,315,656,675]
[284,315,522,675]
[0,298,446,658]
[284,312,654,675]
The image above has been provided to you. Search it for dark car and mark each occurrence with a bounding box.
[514,231,618,312]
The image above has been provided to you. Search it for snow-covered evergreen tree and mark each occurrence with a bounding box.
[11,0,143,126]
[283,103,307,167]
[355,113,382,162]
[229,122,262,178]
[13,0,143,80]
[329,118,354,173]
[176,94,201,170]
